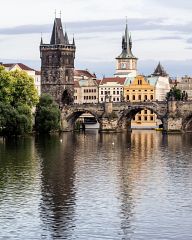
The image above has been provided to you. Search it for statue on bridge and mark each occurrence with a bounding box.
[181,91,188,101]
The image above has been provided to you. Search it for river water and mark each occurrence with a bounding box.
[0,130,192,240]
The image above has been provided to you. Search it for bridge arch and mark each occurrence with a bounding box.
[117,105,164,131]
[182,114,192,132]
[65,108,101,131]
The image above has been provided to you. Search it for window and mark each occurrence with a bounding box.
[133,95,135,100]
[127,95,129,101]
[133,117,136,121]
[144,110,147,114]
[113,98,115,102]
[113,91,115,94]
[138,116,141,121]
[138,95,141,101]
[150,95,154,100]
[101,91,103,95]
[144,116,148,121]
[145,95,147,100]
[150,116,154,121]
[101,97,103,101]
[117,91,119,95]
[117,97,119,101]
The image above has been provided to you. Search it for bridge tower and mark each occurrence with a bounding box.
[40,17,76,107]
[115,20,138,78]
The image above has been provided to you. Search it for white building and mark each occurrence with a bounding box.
[147,62,170,101]
[99,77,125,103]
[2,63,41,96]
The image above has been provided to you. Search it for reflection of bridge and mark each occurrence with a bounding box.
[61,101,192,133]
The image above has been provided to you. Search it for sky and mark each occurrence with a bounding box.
[0,0,192,77]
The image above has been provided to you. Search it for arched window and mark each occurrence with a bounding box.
[150,95,154,100]
[133,95,135,101]
[138,95,141,101]
[144,95,147,101]
[127,95,129,101]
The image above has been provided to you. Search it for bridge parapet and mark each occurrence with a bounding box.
[60,101,192,133]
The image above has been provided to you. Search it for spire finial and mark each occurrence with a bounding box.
[54,10,57,19]
[60,11,62,19]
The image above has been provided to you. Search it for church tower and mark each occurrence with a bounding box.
[40,17,76,106]
[115,21,138,77]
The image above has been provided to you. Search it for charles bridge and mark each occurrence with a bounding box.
[61,100,192,133]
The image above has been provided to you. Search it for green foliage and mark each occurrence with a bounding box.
[35,94,61,133]
[0,67,38,107]
[166,86,182,101]
[0,102,33,136]
[0,66,38,136]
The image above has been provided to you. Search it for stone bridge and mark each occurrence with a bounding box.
[61,100,192,133]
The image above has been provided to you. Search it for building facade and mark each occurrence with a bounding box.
[124,75,157,128]
[99,77,125,103]
[1,63,41,96]
[175,76,192,100]
[115,22,138,78]
[40,17,76,106]
[147,62,170,101]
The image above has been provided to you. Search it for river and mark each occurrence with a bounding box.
[0,130,192,239]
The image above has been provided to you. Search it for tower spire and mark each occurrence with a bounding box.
[40,32,43,45]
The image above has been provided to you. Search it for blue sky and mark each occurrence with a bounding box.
[0,0,192,77]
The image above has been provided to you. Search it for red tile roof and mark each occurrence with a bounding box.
[74,69,96,78]
[100,77,126,85]
[3,63,36,71]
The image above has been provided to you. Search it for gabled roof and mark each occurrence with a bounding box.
[100,77,126,85]
[2,63,40,74]
[50,18,66,45]
[3,63,35,71]
[74,69,96,79]
[152,62,168,77]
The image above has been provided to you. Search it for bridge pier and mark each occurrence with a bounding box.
[163,101,183,133]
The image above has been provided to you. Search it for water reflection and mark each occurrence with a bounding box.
[0,131,192,239]
[36,134,78,239]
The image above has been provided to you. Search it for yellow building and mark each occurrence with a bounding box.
[124,75,157,129]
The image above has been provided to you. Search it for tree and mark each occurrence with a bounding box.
[166,86,182,101]
[35,94,61,133]
[0,67,38,107]
[0,66,38,136]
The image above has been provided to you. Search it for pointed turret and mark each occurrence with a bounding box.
[72,36,75,46]
[115,20,138,77]
[117,21,137,59]
[50,18,65,45]
[129,34,132,50]
[40,36,43,45]
[153,62,168,77]
[64,32,69,44]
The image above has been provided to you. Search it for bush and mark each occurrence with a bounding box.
[0,102,33,136]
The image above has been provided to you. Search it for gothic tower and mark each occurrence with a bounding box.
[40,17,76,106]
[115,21,138,77]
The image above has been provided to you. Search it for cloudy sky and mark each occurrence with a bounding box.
[0,0,192,77]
